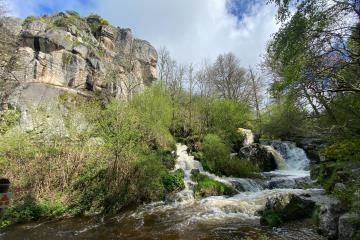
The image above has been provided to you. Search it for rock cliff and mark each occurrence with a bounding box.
[5,12,157,98]
[0,12,158,131]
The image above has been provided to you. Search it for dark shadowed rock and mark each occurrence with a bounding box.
[262,193,316,222]
[239,143,278,172]
[338,213,359,240]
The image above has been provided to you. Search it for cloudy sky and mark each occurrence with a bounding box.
[8,0,279,67]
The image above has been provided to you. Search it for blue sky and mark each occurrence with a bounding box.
[8,0,279,67]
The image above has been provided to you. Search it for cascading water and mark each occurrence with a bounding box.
[268,141,310,171]
[238,128,254,146]
[1,142,322,240]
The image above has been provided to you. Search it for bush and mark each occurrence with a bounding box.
[323,138,360,162]
[1,197,65,227]
[208,99,251,147]
[0,110,20,134]
[202,134,231,173]
[201,134,258,178]
[261,98,308,139]
[191,171,235,198]
[23,16,47,25]
[161,169,185,193]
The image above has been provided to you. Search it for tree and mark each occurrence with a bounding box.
[212,53,251,102]
[249,67,262,128]
[0,0,22,110]
[265,0,360,136]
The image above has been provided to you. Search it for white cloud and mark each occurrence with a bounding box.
[96,0,279,67]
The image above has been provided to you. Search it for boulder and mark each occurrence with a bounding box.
[239,143,278,171]
[262,193,316,221]
[312,195,346,239]
[338,213,359,240]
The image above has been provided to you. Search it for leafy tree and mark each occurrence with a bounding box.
[266,0,360,136]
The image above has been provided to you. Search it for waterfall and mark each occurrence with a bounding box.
[268,141,310,171]
[263,145,287,170]
[238,128,254,146]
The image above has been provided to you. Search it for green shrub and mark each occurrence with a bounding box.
[261,98,308,139]
[192,151,204,161]
[201,134,258,178]
[0,110,20,134]
[161,169,185,193]
[208,99,251,145]
[323,138,360,162]
[1,197,65,227]
[260,209,283,227]
[202,134,231,173]
[191,171,235,198]
[23,16,47,25]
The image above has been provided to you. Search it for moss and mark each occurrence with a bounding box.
[100,19,109,26]
[191,171,235,198]
[260,209,283,227]
[23,16,47,25]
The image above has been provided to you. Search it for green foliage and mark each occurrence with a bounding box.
[202,134,231,173]
[1,197,65,227]
[260,209,283,228]
[323,138,360,163]
[100,19,109,26]
[86,14,110,35]
[261,98,308,139]
[23,16,47,25]
[0,110,20,134]
[161,169,185,193]
[191,171,235,198]
[201,134,258,178]
[208,99,251,147]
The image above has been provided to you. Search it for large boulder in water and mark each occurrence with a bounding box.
[260,193,316,227]
[239,143,278,172]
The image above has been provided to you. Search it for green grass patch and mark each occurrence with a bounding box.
[191,170,235,198]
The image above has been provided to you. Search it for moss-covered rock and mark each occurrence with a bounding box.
[260,193,316,227]
[191,170,236,198]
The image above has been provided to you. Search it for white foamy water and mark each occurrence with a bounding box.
[171,142,314,220]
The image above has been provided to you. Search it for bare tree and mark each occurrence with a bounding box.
[157,46,171,86]
[187,63,195,129]
[195,59,214,98]
[248,67,262,127]
[211,53,251,102]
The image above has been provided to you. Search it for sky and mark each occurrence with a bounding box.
[7,0,279,68]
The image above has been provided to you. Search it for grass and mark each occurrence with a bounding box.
[191,170,235,198]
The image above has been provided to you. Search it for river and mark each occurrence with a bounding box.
[0,142,325,240]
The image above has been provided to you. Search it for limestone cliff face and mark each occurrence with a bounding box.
[0,12,157,132]
[6,12,157,98]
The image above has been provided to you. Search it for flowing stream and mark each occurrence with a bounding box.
[0,141,325,240]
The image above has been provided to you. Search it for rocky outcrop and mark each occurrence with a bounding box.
[239,144,280,171]
[0,12,157,131]
[8,13,157,97]
[261,193,316,223]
